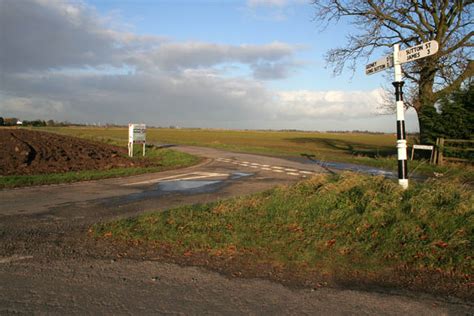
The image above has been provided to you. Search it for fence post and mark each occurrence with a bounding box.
[438,138,445,165]
[429,146,435,164]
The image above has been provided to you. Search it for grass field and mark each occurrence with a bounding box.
[93,172,473,298]
[39,126,397,160]
[37,126,469,176]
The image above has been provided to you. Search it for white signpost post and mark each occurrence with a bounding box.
[366,40,439,189]
[128,123,146,157]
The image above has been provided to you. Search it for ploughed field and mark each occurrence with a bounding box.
[0,129,153,176]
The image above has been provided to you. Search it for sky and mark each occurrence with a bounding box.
[0,0,419,132]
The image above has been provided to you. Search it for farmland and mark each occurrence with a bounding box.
[0,128,200,188]
[39,126,406,167]
[38,126,468,177]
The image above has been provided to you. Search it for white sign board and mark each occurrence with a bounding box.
[128,123,146,144]
[413,144,434,150]
[366,40,439,75]
[365,54,394,75]
[399,40,438,63]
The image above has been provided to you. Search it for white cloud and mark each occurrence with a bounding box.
[0,0,417,132]
[274,89,387,120]
[1,71,273,124]
[0,0,299,79]
[1,70,391,126]
[0,97,66,118]
[126,41,299,80]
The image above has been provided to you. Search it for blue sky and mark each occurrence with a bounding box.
[89,0,377,90]
[0,0,419,131]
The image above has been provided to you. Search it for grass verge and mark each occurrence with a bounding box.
[93,172,473,298]
[0,147,200,189]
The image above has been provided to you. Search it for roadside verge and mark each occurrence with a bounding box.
[92,172,473,300]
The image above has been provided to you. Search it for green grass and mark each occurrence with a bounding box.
[93,173,473,294]
[0,147,200,189]
[35,126,465,176]
[38,126,398,160]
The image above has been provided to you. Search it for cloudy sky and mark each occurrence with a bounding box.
[0,0,419,131]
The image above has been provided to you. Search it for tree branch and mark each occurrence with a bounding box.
[434,60,474,99]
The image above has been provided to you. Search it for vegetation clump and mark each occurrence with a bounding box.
[94,172,473,297]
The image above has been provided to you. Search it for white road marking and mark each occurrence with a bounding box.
[0,255,33,264]
[125,172,228,186]
[207,158,317,179]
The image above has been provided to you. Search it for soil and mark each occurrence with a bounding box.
[0,129,155,176]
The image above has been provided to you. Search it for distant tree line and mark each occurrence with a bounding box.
[0,117,48,126]
[23,120,47,127]
[325,130,387,135]
[0,117,19,126]
[0,118,92,127]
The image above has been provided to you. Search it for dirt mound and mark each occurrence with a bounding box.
[0,129,154,176]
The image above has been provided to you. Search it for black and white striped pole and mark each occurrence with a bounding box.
[365,40,439,189]
[393,44,408,189]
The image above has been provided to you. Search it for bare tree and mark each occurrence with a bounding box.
[313,0,473,142]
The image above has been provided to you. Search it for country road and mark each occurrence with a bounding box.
[1,146,472,314]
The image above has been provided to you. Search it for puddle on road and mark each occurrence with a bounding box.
[320,161,397,178]
[292,157,426,180]
[229,172,253,180]
[158,180,221,192]
[101,172,253,207]
[291,157,396,177]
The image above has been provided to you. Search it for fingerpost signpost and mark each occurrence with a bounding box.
[366,40,439,189]
[128,123,146,157]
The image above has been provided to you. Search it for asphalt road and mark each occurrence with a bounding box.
[1,146,472,314]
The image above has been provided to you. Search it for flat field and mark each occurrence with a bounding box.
[43,126,467,177]
[40,127,403,167]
